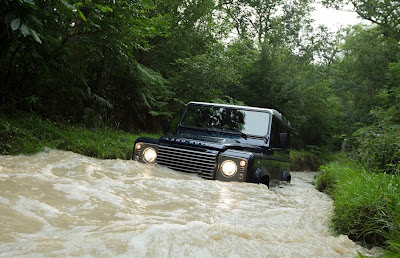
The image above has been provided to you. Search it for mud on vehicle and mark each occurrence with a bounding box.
[133,102,291,187]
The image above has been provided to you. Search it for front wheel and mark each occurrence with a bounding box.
[260,176,270,188]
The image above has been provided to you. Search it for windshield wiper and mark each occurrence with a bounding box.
[229,129,248,139]
[195,124,213,134]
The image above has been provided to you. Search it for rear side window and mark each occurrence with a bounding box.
[270,117,290,148]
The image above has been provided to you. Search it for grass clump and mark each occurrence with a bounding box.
[290,148,339,171]
[0,112,159,159]
[315,160,400,255]
[290,149,322,171]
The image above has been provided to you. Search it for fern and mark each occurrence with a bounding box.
[92,94,113,110]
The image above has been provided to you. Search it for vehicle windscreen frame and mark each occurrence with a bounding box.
[178,103,272,138]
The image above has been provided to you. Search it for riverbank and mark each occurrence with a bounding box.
[1,112,322,171]
[315,160,400,256]
[0,112,158,159]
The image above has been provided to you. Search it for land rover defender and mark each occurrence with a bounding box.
[133,102,291,187]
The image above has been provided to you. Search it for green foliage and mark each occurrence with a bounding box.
[145,0,218,75]
[0,112,159,159]
[0,0,173,131]
[290,150,322,171]
[384,58,400,123]
[1,0,398,150]
[315,160,400,251]
[353,121,400,175]
[328,25,400,129]
[219,0,313,45]
[133,63,177,124]
[170,43,240,102]
[232,42,343,148]
[1,0,71,44]
[1,0,335,148]
[350,54,400,175]
[290,149,340,172]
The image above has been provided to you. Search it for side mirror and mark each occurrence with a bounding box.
[279,133,290,148]
[161,119,171,134]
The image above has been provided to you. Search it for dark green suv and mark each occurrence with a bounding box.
[133,102,291,187]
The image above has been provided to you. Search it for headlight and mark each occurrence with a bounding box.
[142,147,157,163]
[220,160,237,177]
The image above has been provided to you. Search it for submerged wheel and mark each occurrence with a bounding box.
[260,176,270,188]
[286,175,291,183]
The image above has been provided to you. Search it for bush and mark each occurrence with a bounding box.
[290,150,321,171]
[353,121,400,175]
[290,148,338,171]
[315,161,400,254]
[0,112,159,159]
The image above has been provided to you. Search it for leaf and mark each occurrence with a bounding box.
[95,4,113,13]
[28,14,43,28]
[11,18,21,31]
[60,0,76,11]
[140,92,151,108]
[92,94,113,109]
[148,110,160,116]
[20,24,30,37]
[29,28,42,43]
[77,9,87,21]
[89,21,100,29]
[22,0,35,5]
[0,121,10,131]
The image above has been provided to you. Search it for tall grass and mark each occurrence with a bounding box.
[290,149,340,171]
[315,161,400,255]
[0,112,159,159]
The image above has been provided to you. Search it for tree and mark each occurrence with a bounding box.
[322,0,400,39]
[219,0,314,46]
[327,25,399,128]
[0,0,175,130]
[232,41,342,148]
[142,0,219,76]
[169,43,239,103]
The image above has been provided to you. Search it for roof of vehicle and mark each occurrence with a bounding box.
[186,101,290,127]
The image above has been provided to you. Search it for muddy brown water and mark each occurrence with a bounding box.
[0,150,373,257]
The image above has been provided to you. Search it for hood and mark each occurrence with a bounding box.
[160,134,268,152]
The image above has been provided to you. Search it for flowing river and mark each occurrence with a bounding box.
[0,150,372,257]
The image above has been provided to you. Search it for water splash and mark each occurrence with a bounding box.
[0,150,371,257]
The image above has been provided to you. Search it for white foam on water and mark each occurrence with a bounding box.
[15,196,61,218]
[0,196,10,205]
[0,150,375,257]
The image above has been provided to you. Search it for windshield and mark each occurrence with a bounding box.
[180,104,270,137]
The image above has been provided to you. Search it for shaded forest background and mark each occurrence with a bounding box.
[1,0,399,173]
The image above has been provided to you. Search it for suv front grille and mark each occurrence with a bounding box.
[157,145,217,179]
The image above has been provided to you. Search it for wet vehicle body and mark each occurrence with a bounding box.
[133,102,291,187]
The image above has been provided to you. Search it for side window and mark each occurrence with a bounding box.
[270,119,280,148]
[270,118,290,148]
[280,124,290,149]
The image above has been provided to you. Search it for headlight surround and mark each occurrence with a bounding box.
[220,160,238,177]
[142,147,157,163]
